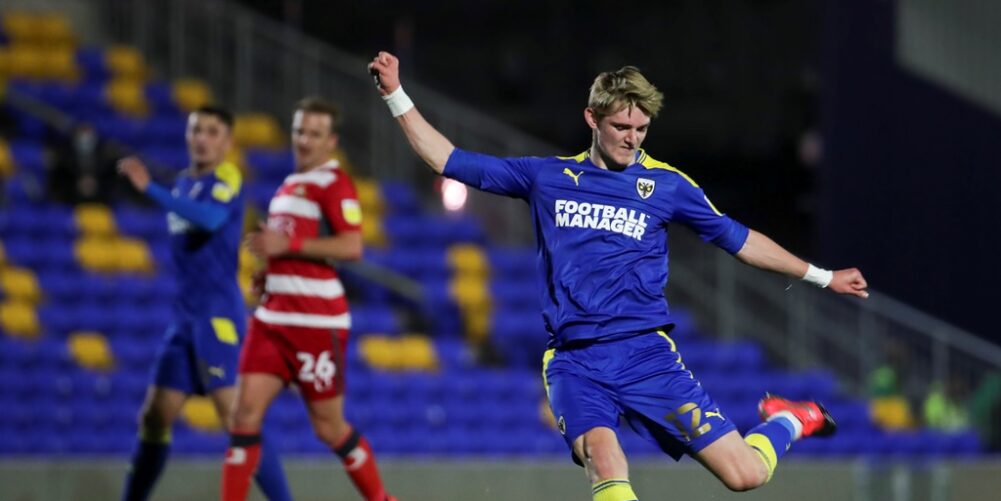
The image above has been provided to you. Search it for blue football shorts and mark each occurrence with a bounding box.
[151,314,245,395]
[543,328,736,464]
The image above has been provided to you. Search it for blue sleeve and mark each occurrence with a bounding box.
[671,178,749,254]
[442,148,539,199]
[146,182,230,232]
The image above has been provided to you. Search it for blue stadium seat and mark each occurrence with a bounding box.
[247,182,279,211]
[139,145,189,171]
[380,181,421,214]
[76,47,111,81]
[491,279,537,309]
[143,114,188,148]
[145,83,180,115]
[244,149,294,181]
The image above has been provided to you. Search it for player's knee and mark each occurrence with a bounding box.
[720,464,769,492]
[228,402,264,432]
[138,404,173,432]
[311,417,349,447]
[582,436,627,480]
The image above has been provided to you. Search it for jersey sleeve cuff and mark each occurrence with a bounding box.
[718,219,750,255]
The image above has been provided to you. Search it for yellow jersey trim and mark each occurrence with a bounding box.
[640,151,725,216]
[556,151,589,163]
[541,348,556,397]
[211,161,243,202]
[638,150,699,188]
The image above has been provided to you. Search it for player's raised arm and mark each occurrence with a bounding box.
[368,51,455,174]
[118,156,231,232]
[735,229,869,298]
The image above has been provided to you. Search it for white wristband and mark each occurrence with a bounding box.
[802,264,833,288]
[382,86,414,117]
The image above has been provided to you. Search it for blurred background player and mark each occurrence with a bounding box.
[221,97,395,501]
[369,51,869,501]
[116,106,292,501]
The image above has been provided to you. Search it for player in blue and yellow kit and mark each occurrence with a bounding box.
[117,106,291,501]
[370,53,870,500]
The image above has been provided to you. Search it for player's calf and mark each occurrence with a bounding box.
[576,428,638,501]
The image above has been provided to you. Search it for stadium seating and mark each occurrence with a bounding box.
[0,10,988,461]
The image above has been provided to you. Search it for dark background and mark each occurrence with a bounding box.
[236,0,1000,341]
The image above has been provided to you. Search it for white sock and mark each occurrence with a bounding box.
[768,410,803,440]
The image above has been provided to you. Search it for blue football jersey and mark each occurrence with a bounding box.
[166,162,246,318]
[444,148,749,347]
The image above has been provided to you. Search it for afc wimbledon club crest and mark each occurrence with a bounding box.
[636,178,655,199]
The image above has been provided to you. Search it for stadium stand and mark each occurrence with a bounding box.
[0,10,986,461]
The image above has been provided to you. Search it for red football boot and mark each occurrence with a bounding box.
[758,393,837,437]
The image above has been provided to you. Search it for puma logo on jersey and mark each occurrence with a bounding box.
[208,366,226,379]
[706,410,725,420]
[563,168,583,186]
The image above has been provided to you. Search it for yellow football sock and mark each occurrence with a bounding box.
[592,478,638,501]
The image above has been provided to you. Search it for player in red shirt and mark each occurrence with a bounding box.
[221,97,395,501]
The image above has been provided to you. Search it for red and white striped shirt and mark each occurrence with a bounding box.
[255,159,362,330]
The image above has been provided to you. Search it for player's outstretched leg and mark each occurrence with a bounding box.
[745,393,837,482]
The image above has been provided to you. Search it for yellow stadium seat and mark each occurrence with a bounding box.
[1,13,35,44]
[233,114,285,149]
[116,238,155,273]
[359,335,438,371]
[6,45,44,79]
[0,266,42,303]
[106,78,148,116]
[399,336,438,370]
[36,14,75,47]
[330,148,355,174]
[239,246,259,274]
[449,276,491,310]
[448,244,489,277]
[74,236,117,272]
[463,311,491,342]
[75,203,117,236]
[361,218,386,247]
[870,396,916,430]
[172,78,213,112]
[0,300,40,338]
[40,48,79,82]
[359,336,392,368]
[355,178,384,216]
[105,45,145,79]
[239,272,255,306]
[0,139,13,178]
[0,49,9,77]
[181,396,223,431]
[68,331,115,371]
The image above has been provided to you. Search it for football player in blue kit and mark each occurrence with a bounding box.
[117,106,291,501]
[370,52,869,501]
